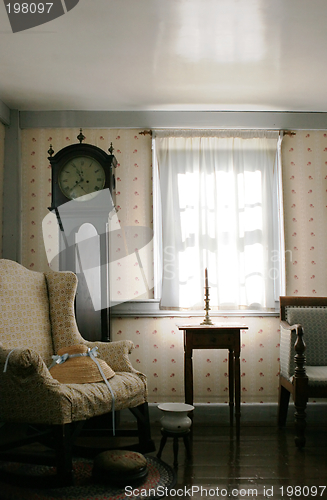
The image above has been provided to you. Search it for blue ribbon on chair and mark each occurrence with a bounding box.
[86,347,116,435]
[49,352,69,368]
[49,346,99,369]
[3,348,17,373]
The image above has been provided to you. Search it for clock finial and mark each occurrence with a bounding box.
[48,144,54,157]
[108,142,114,155]
[77,128,85,143]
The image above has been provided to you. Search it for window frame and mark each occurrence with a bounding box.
[112,131,285,318]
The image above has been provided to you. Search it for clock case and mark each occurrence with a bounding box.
[49,142,117,210]
[48,140,117,343]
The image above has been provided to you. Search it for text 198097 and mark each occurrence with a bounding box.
[6,3,53,14]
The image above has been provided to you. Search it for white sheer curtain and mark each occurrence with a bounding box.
[154,130,281,310]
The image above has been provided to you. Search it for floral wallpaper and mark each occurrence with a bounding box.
[21,128,154,302]
[282,131,327,296]
[0,122,5,257]
[19,128,327,404]
[113,315,280,404]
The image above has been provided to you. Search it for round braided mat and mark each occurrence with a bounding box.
[0,455,176,500]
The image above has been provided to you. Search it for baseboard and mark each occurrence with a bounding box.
[120,402,327,427]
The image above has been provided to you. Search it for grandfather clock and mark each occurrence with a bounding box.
[48,129,117,341]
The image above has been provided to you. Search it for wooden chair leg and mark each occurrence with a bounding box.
[129,403,155,453]
[278,383,290,427]
[293,377,308,449]
[293,327,308,448]
[54,424,74,486]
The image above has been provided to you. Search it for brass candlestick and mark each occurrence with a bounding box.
[201,268,213,325]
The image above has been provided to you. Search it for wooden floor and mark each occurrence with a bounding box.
[0,404,326,498]
[147,404,327,499]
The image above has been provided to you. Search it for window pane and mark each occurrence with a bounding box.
[156,132,281,310]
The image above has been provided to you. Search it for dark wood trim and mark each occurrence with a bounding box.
[280,296,327,320]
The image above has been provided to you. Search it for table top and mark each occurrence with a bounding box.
[177,323,248,330]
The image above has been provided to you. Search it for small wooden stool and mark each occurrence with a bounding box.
[157,428,191,468]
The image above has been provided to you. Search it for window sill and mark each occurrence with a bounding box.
[111,300,279,318]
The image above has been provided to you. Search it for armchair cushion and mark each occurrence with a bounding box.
[0,345,147,425]
[306,366,327,388]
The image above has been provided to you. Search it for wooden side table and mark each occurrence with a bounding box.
[177,323,248,439]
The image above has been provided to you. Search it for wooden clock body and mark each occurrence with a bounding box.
[48,141,117,342]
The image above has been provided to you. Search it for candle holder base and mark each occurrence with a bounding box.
[201,316,214,325]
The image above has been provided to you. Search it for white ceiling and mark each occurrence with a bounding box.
[1,0,327,112]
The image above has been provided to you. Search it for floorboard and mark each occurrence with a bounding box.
[148,403,327,499]
[0,403,326,498]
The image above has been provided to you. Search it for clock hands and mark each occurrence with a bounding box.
[60,158,105,201]
[72,178,87,196]
[72,161,87,188]
[71,162,84,179]
[74,177,85,187]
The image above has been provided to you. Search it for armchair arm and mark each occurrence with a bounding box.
[280,320,301,331]
[80,340,148,397]
[0,347,72,425]
[0,347,54,380]
[83,339,141,374]
[280,321,306,381]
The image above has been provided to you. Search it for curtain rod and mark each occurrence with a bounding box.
[140,129,297,137]
[282,130,296,136]
[139,130,152,136]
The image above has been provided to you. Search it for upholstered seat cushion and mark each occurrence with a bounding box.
[306,366,327,388]
[0,347,147,425]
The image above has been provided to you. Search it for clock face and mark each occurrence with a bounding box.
[58,156,106,201]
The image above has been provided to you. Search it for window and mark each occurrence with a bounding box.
[153,130,284,312]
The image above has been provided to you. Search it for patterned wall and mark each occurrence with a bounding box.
[282,131,327,296]
[113,315,280,404]
[0,122,5,257]
[19,128,327,404]
[21,128,153,303]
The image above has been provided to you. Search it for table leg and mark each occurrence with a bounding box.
[235,350,241,439]
[228,349,234,427]
[184,339,193,406]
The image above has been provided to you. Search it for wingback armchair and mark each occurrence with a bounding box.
[0,259,154,485]
[278,296,327,448]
